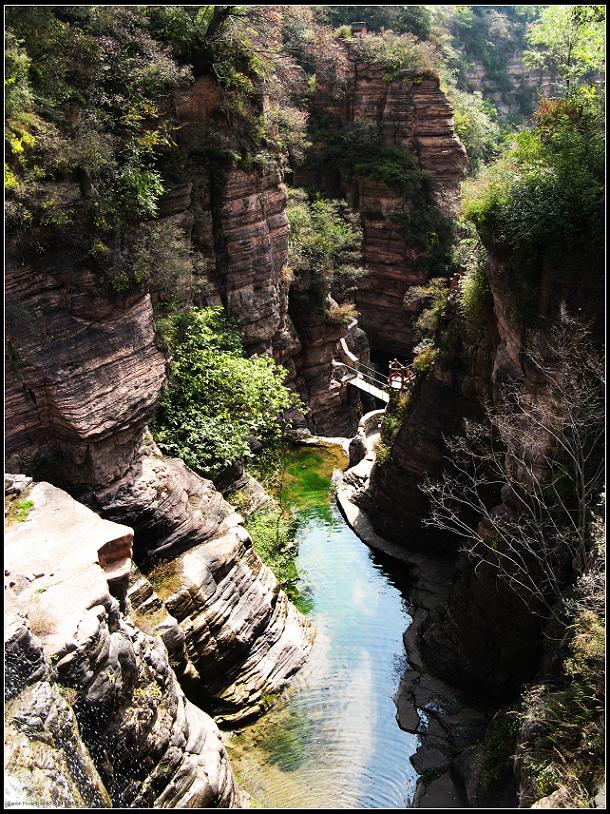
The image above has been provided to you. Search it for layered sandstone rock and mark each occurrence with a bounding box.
[90,433,314,723]
[314,57,467,355]
[4,482,243,808]
[362,241,604,695]
[5,244,166,488]
[289,307,365,436]
[173,76,291,357]
[142,521,314,725]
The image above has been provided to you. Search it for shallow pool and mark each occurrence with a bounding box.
[227,445,418,808]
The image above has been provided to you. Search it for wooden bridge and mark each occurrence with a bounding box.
[344,363,390,403]
[343,360,414,404]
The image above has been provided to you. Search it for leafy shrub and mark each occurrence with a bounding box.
[287,187,366,311]
[246,508,312,614]
[327,303,357,325]
[152,307,302,478]
[334,25,353,40]
[450,89,502,173]
[352,31,438,81]
[412,346,438,375]
[403,277,450,338]
[463,89,604,265]
[5,7,191,238]
[478,710,520,785]
[110,221,193,296]
[324,6,433,41]
[354,144,426,195]
[375,389,412,467]
[519,615,605,810]
[459,262,491,328]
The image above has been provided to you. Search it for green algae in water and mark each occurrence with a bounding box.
[259,708,315,772]
[280,444,347,512]
[245,443,347,614]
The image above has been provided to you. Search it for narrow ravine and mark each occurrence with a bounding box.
[226,445,419,808]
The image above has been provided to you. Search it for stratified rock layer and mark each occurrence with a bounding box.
[4,482,243,808]
[314,57,467,355]
[363,242,604,696]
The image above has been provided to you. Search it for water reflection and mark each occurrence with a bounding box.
[227,447,418,808]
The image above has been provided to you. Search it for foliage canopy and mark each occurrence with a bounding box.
[153,307,301,477]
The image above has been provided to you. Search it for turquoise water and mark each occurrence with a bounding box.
[227,447,418,808]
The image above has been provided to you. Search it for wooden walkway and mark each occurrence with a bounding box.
[343,363,390,404]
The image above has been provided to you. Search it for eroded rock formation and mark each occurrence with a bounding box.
[361,243,604,696]
[313,56,467,355]
[4,481,243,808]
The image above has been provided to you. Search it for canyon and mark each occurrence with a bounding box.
[4,10,604,811]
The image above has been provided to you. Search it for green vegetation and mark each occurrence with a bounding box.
[519,611,604,805]
[448,221,492,329]
[303,117,454,276]
[286,187,365,313]
[5,496,34,525]
[146,560,183,601]
[108,221,193,295]
[524,6,605,97]
[245,508,312,614]
[324,6,433,41]
[375,391,412,466]
[463,88,604,268]
[403,277,450,339]
[5,7,189,239]
[449,89,502,173]
[152,307,301,478]
[131,605,169,636]
[259,707,314,771]
[478,710,520,785]
[351,31,438,81]
[244,443,345,611]
[412,345,438,376]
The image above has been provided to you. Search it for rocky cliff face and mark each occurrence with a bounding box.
[360,244,604,695]
[165,74,365,435]
[4,74,316,796]
[4,480,243,808]
[173,76,293,357]
[462,53,554,117]
[313,56,467,355]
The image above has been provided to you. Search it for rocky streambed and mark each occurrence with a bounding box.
[5,427,493,809]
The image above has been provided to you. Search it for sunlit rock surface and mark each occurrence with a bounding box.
[4,482,243,808]
[313,56,467,355]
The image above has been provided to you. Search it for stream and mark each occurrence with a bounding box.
[226,444,419,808]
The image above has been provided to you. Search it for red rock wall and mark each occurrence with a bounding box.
[5,237,166,488]
[314,57,467,356]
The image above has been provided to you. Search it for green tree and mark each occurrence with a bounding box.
[286,188,366,311]
[153,307,301,477]
[463,88,604,264]
[324,6,433,40]
[450,89,502,173]
[524,5,605,96]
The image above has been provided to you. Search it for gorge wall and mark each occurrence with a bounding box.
[310,53,467,356]
[359,238,604,697]
[4,68,322,806]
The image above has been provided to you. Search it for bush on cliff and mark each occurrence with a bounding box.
[5,7,190,236]
[286,187,366,311]
[351,31,438,81]
[449,89,502,174]
[463,88,604,265]
[152,307,301,478]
